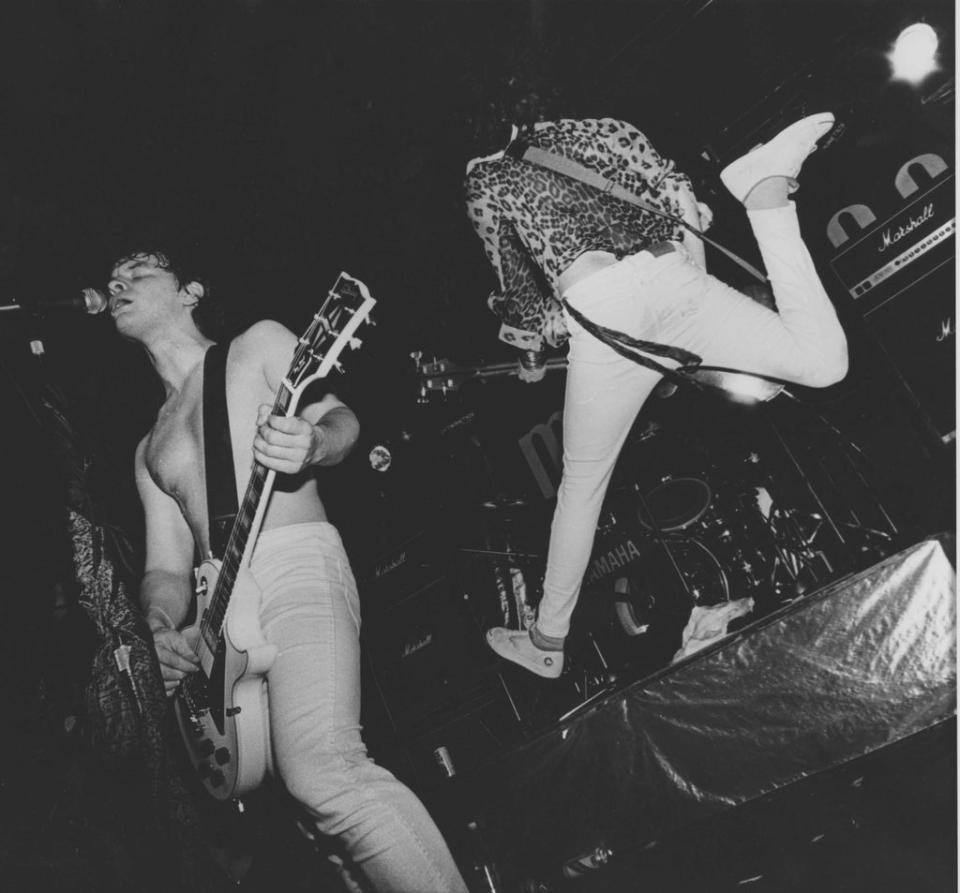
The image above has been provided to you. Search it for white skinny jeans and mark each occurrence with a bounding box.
[537,204,848,640]
[251,522,468,893]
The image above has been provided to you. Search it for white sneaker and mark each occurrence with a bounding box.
[720,112,835,203]
[486,627,564,679]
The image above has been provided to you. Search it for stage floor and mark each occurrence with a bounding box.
[415,535,957,891]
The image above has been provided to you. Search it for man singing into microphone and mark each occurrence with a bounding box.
[107,242,468,892]
[0,287,108,316]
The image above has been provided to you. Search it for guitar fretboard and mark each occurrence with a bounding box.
[200,383,293,652]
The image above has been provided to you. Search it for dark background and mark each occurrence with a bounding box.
[0,2,953,889]
[0,0,953,557]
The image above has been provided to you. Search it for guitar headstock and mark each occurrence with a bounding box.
[287,272,376,393]
[410,353,471,401]
[411,351,567,401]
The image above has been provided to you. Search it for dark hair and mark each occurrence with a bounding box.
[109,244,226,340]
[466,48,567,156]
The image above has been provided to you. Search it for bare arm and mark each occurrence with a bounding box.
[135,437,200,694]
[241,321,361,474]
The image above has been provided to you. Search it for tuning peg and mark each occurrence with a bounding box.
[410,350,423,369]
[349,337,362,350]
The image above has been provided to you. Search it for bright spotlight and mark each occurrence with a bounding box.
[889,23,939,84]
[716,373,780,404]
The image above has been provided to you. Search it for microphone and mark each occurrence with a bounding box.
[0,287,109,316]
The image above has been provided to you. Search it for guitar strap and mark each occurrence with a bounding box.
[203,342,239,561]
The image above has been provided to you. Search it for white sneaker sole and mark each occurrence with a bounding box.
[486,628,563,679]
[721,112,835,202]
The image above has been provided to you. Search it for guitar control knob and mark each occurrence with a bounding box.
[198,739,215,757]
[210,770,226,788]
[215,747,231,766]
[198,761,213,778]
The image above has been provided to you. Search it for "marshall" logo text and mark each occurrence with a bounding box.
[878,203,934,252]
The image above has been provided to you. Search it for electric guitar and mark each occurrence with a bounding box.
[175,272,376,801]
[413,353,783,403]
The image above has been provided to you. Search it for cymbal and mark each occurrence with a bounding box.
[477,494,529,513]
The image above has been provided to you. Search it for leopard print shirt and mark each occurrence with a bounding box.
[465,118,692,348]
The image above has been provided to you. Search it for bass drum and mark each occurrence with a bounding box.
[615,536,731,625]
[632,468,777,604]
[589,536,731,677]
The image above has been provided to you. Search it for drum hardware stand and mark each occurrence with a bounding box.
[458,547,542,563]
[631,488,703,606]
[764,410,847,546]
[558,667,619,723]
[557,631,622,724]
[460,509,542,632]
[573,633,620,698]
[722,392,898,601]
[779,391,900,538]
[760,503,834,598]
[756,393,901,589]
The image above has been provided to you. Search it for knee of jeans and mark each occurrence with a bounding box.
[804,340,849,387]
[281,744,369,821]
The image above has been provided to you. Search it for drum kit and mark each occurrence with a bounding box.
[435,402,822,688]
[363,353,902,697]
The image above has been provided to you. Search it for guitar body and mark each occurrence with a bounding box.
[175,559,277,801]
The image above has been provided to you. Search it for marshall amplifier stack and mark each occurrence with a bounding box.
[357,528,545,784]
[828,160,955,444]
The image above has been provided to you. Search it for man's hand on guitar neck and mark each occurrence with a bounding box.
[253,398,360,474]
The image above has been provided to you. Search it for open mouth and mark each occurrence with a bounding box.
[111,298,133,315]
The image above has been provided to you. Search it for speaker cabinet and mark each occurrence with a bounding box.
[361,571,535,780]
[827,161,955,444]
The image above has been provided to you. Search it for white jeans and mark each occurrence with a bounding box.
[251,522,468,893]
[537,204,848,640]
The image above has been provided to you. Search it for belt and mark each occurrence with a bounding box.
[645,240,677,258]
[559,241,679,294]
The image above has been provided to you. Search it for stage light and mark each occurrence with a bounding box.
[717,373,779,404]
[888,23,939,84]
[368,444,392,472]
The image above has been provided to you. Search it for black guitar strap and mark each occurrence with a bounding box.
[203,343,239,561]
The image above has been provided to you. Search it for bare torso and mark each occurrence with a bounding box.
[142,337,328,559]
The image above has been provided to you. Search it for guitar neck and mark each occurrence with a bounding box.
[200,382,294,652]
[472,356,568,380]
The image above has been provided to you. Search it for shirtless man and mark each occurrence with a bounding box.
[109,248,467,892]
